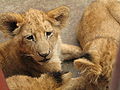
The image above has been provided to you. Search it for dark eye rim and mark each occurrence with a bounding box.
[46,32,53,36]
[26,35,34,41]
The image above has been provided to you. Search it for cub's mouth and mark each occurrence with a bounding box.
[37,52,51,63]
[22,53,51,64]
[38,58,50,62]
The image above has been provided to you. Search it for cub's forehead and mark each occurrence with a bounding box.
[23,9,53,32]
[24,9,47,24]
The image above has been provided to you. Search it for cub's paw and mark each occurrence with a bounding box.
[74,59,102,84]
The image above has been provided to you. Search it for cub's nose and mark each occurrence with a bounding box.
[38,52,50,58]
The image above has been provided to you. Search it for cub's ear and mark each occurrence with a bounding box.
[47,6,70,29]
[0,13,24,37]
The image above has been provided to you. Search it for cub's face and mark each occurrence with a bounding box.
[0,6,69,63]
[19,9,59,62]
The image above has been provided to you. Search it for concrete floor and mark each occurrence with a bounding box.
[0,0,95,77]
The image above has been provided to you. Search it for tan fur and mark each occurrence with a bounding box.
[0,6,71,77]
[6,72,72,90]
[58,0,120,90]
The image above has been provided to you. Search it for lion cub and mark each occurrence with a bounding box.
[0,6,81,78]
[73,0,120,90]
[57,0,120,90]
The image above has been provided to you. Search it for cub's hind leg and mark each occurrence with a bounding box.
[74,38,118,85]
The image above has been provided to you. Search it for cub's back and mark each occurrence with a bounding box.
[77,1,120,47]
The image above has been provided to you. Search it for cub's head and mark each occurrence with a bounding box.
[0,6,69,63]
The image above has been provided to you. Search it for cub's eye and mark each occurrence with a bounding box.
[45,32,53,37]
[26,35,34,41]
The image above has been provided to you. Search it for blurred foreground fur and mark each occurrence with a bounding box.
[6,72,72,90]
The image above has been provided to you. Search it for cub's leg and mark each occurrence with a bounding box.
[61,44,82,61]
[74,38,118,85]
